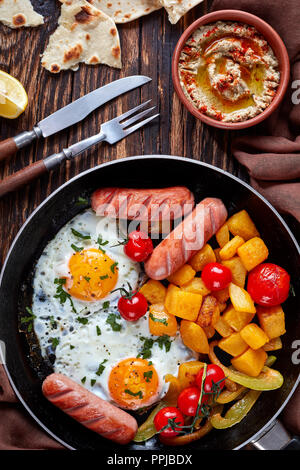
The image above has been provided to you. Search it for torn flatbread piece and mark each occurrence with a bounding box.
[86,0,161,24]
[159,0,204,24]
[41,0,121,73]
[0,0,44,28]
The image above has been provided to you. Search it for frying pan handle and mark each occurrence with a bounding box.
[251,419,300,450]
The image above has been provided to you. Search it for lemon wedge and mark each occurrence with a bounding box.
[0,71,28,119]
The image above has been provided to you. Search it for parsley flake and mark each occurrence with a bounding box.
[96,359,108,376]
[106,313,122,331]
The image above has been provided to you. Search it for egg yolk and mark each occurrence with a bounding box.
[108,358,159,409]
[66,248,118,301]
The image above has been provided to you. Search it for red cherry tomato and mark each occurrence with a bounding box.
[247,263,290,307]
[154,406,185,437]
[195,364,226,395]
[124,230,153,263]
[177,386,207,416]
[118,291,148,321]
[201,262,232,291]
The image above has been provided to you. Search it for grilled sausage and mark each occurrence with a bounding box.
[91,186,195,221]
[42,373,138,445]
[144,198,227,280]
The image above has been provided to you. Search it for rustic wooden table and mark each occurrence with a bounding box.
[0,0,248,267]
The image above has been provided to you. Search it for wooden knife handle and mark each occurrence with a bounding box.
[0,160,48,198]
[0,137,18,162]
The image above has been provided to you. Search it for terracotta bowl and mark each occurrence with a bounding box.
[172,10,290,130]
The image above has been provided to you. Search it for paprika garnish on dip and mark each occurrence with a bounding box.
[178,21,280,123]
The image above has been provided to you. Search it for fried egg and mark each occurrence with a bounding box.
[32,208,193,411]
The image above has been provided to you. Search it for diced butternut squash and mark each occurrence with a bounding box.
[180,320,209,354]
[165,289,202,321]
[178,361,205,390]
[240,323,269,350]
[139,279,167,304]
[214,248,222,262]
[203,325,216,339]
[263,337,283,351]
[223,304,255,332]
[227,210,260,241]
[231,348,267,377]
[164,284,180,314]
[222,257,247,288]
[218,332,248,357]
[214,316,234,337]
[229,283,256,314]
[167,264,196,287]
[181,277,211,296]
[257,305,286,339]
[216,223,230,248]
[237,237,269,271]
[149,303,178,337]
[213,287,230,303]
[197,295,220,328]
[219,236,245,261]
[189,244,216,272]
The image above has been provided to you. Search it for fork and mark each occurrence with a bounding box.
[0,101,158,198]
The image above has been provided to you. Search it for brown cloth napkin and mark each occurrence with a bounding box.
[212,0,300,222]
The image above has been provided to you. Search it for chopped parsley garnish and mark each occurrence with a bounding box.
[96,325,101,336]
[96,359,108,376]
[49,315,57,329]
[76,197,89,206]
[110,262,118,274]
[124,389,143,399]
[50,337,60,349]
[91,379,96,387]
[156,335,172,352]
[149,312,168,326]
[103,301,110,310]
[21,307,36,332]
[71,228,91,240]
[143,370,153,382]
[81,376,86,384]
[76,316,89,325]
[106,313,122,331]
[97,235,109,253]
[83,276,91,282]
[54,278,77,313]
[71,244,83,252]
[70,345,75,350]
[138,335,172,359]
[100,274,109,280]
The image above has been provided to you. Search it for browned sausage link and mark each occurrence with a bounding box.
[42,373,138,444]
[91,186,195,221]
[144,198,227,280]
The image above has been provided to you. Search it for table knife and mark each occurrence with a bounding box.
[0,75,151,162]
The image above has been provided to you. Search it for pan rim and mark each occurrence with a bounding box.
[0,154,299,451]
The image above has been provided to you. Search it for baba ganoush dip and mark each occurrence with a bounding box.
[178,21,280,123]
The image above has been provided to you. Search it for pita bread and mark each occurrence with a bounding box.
[86,0,161,24]
[159,0,204,24]
[0,0,44,28]
[41,0,121,73]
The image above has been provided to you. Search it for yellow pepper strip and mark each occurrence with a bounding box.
[217,385,246,404]
[209,341,283,391]
[211,390,261,429]
[164,374,181,406]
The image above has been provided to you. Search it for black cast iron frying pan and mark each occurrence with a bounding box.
[0,156,299,451]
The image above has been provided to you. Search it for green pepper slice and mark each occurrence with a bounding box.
[211,389,261,429]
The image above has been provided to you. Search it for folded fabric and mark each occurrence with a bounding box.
[212,0,300,222]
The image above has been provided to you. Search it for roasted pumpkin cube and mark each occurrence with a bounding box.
[229,283,256,314]
[214,316,234,337]
[139,279,167,304]
[178,361,205,390]
[216,223,230,248]
[165,289,202,321]
[181,277,211,296]
[167,264,196,287]
[240,323,269,350]
[197,295,220,328]
[263,337,283,351]
[222,257,247,288]
[227,210,260,241]
[180,320,209,354]
[223,304,255,331]
[237,237,269,271]
[213,287,230,303]
[218,332,248,357]
[231,348,267,377]
[189,244,216,271]
[203,325,216,339]
[257,305,286,339]
[149,303,178,337]
[219,236,245,261]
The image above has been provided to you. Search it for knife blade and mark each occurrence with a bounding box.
[0,75,151,162]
